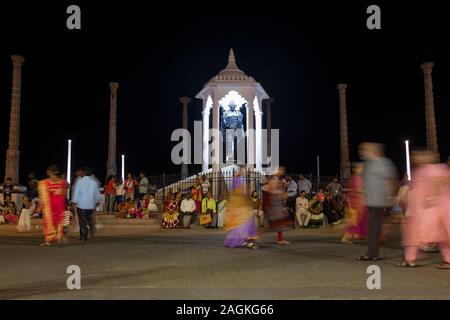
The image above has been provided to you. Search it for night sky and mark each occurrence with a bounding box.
[0,0,449,183]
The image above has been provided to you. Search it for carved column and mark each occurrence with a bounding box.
[337,84,351,179]
[106,82,119,177]
[420,62,439,155]
[265,98,274,157]
[5,55,25,184]
[179,96,191,178]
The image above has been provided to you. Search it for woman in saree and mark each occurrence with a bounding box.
[191,178,203,213]
[262,168,293,245]
[161,193,179,229]
[38,165,68,246]
[399,150,450,269]
[224,169,258,249]
[341,163,367,243]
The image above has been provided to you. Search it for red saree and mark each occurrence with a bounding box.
[38,179,68,243]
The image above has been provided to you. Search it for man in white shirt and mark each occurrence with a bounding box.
[296,191,311,228]
[138,171,149,197]
[179,193,197,228]
[298,175,312,196]
[286,176,298,214]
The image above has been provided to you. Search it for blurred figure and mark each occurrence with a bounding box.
[262,167,293,245]
[399,150,450,269]
[104,175,116,214]
[38,165,68,246]
[17,195,34,233]
[191,177,203,213]
[327,178,343,200]
[286,176,298,214]
[72,167,101,242]
[342,163,367,243]
[217,195,227,228]
[358,142,398,261]
[161,193,179,229]
[297,175,312,197]
[295,190,311,228]
[125,173,136,201]
[224,169,258,249]
[250,191,263,228]
[2,177,14,199]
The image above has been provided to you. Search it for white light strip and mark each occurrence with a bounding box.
[405,140,411,181]
[67,139,72,184]
[121,155,125,182]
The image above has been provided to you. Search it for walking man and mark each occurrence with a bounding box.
[358,143,398,261]
[72,167,101,242]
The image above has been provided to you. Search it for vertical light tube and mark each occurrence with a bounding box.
[121,154,125,182]
[67,139,72,184]
[405,140,411,181]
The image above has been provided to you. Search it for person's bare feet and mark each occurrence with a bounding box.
[277,240,290,245]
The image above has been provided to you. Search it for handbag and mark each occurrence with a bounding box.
[199,213,212,225]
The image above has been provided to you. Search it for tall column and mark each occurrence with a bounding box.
[421,62,439,155]
[179,96,191,178]
[5,55,25,184]
[265,98,274,157]
[211,99,220,173]
[255,102,263,172]
[246,101,255,171]
[337,84,351,179]
[106,82,119,177]
[202,105,210,172]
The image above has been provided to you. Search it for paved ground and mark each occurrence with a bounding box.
[0,218,449,300]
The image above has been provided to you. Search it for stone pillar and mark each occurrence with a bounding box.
[420,62,439,155]
[246,101,255,171]
[179,96,191,178]
[202,105,210,172]
[211,99,220,173]
[106,82,119,177]
[5,55,25,184]
[337,84,351,179]
[265,98,274,157]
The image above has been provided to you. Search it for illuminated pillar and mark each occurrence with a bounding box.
[255,98,263,172]
[337,84,351,179]
[246,100,255,171]
[265,98,274,158]
[420,62,439,156]
[179,96,191,178]
[5,55,24,184]
[202,103,210,172]
[107,82,119,176]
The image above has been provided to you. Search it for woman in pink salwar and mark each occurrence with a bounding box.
[342,163,367,243]
[399,150,450,269]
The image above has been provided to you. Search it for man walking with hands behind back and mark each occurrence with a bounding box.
[358,143,398,261]
[72,167,101,242]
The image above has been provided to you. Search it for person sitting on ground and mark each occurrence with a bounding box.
[201,192,217,228]
[17,195,35,232]
[323,193,342,225]
[117,197,134,218]
[179,193,196,228]
[250,191,263,228]
[161,194,179,229]
[147,194,159,218]
[317,188,326,203]
[295,191,311,228]
[308,194,324,228]
[3,195,17,224]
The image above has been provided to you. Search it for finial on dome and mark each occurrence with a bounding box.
[225,48,239,70]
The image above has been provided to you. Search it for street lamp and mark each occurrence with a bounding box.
[405,140,411,181]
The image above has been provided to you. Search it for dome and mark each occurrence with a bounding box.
[209,49,255,82]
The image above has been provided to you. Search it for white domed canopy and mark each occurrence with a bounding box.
[208,49,255,83]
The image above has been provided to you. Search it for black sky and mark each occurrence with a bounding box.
[0,0,449,183]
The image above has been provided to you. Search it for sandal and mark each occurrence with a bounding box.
[40,242,52,247]
[277,240,290,245]
[434,262,450,269]
[245,242,258,250]
[397,260,416,268]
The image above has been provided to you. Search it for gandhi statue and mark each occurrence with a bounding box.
[222,101,245,163]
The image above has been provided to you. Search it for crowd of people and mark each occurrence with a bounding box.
[0,143,449,269]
